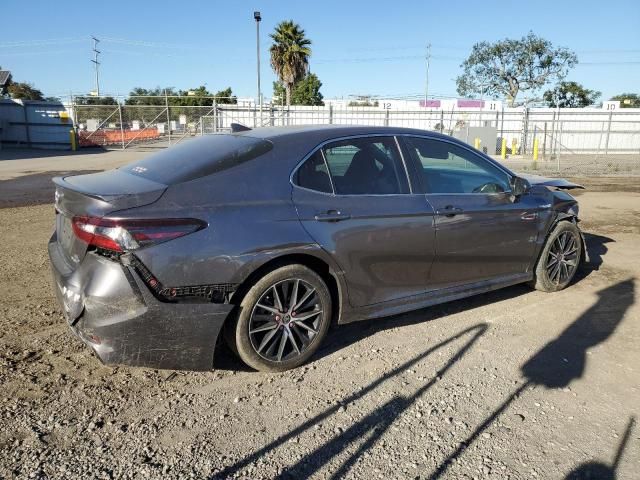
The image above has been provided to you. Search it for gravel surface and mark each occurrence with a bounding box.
[0,180,638,479]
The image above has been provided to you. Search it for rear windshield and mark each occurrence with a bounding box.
[124,134,273,184]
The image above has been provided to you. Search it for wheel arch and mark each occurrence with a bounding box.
[531,212,584,271]
[230,252,345,324]
[553,212,588,265]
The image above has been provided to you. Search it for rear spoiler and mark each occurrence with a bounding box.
[230,122,252,133]
[52,170,167,215]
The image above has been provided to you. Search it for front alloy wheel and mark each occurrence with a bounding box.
[546,231,580,285]
[531,221,582,292]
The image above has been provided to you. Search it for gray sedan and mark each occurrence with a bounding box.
[48,125,585,372]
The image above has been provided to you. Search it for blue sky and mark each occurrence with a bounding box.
[2,0,639,102]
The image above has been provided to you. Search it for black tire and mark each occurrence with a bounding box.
[530,221,582,292]
[229,264,332,372]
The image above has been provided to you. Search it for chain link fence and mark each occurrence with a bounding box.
[68,98,640,176]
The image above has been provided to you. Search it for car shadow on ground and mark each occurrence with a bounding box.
[212,277,634,479]
[573,232,614,283]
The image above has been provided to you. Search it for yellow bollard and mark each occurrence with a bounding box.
[533,138,539,161]
[501,138,507,159]
[511,138,517,155]
[474,138,481,150]
[69,129,77,151]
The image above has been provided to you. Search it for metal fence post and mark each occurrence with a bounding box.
[165,90,171,145]
[212,100,217,133]
[384,108,390,127]
[70,93,79,129]
[557,121,563,171]
[329,104,333,125]
[522,108,529,155]
[440,110,444,133]
[604,110,613,156]
[118,102,125,150]
[22,102,32,148]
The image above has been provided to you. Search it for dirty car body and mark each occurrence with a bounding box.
[48,125,584,371]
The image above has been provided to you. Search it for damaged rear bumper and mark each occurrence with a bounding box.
[49,235,234,371]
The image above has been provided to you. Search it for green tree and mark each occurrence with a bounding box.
[269,20,312,106]
[74,95,119,124]
[212,87,237,105]
[456,32,578,106]
[543,81,600,108]
[272,81,286,105]
[6,82,44,100]
[126,86,237,106]
[291,73,323,106]
[75,95,118,105]
[125,87,174,106]
[610,93,640,108]
[273,74,324,106]
[176,86,211,107]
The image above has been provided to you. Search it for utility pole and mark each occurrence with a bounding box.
[424,43,431,107]
[254,11,262,116]
[91,36,101,96]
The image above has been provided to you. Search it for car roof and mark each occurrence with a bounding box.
[238,124,453,145]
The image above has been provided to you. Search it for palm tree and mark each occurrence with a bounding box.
[269,20,311,106]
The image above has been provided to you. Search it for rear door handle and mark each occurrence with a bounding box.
[314,210,351,222]
[436,205,464,217]
[521,211,538,221]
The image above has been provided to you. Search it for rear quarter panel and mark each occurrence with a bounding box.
[118,149,326,287]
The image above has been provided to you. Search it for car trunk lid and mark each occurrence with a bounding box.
[52,169,167,266]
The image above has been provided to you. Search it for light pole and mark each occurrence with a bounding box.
[254,11,262,117]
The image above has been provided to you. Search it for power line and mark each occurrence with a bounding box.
[0,49,80,57]
[314,54,462,64]
[0,37,85,48]
[99,36,203,50]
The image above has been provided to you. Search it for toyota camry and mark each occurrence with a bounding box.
[49,125,585,372]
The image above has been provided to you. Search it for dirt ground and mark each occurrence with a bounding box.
[0,154,638,478]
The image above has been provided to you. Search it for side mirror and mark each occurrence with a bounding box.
[510,176,530,198]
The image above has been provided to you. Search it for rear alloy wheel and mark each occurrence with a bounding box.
[531,221,582,292]
[233,264,332,372]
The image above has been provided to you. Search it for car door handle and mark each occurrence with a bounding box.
[436,205,464,217]
[314,210,351,222]
[521,211,538,221]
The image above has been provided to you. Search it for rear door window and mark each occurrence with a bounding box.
[125,134,273,185]
[321,137,409,195]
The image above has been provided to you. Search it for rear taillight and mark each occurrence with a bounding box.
[72,216,206,252]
